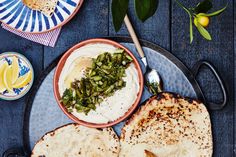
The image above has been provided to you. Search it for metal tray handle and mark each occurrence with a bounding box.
[2,148,25,157]
[191,60,227,110]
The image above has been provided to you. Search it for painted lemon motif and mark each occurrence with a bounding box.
[0,61,8,93]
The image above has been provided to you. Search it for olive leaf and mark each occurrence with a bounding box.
[194,0,212,14]
[175,0,227,43]
[112,0,129,32]
[196,22,212,40]
[175,0,193,43]
[175,0,189,14]
[197,5,227,17]
[189,14,193,43]
[135,0,159,22]
[111,0,159,32]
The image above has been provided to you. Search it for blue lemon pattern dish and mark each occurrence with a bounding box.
[0,52,34,100]
[0,0,82,33]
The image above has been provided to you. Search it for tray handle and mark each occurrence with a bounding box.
[191,60,227,110]
[2,148,25,157]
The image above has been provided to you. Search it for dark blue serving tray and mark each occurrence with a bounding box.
[3,37,227,157]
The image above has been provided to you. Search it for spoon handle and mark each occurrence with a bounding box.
[124,15,145,58]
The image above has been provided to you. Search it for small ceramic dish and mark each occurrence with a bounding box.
[0,0,83,33]
[0,52,34,101]
[54,38,144,128]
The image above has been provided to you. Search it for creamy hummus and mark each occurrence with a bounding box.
[58,43,140,124]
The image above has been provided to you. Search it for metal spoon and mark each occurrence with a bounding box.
[124,15,163,94]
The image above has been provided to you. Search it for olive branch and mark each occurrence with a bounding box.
[111,0,227,44]
[175,0,227,43]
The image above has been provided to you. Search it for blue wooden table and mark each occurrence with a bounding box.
[0,0,235,156]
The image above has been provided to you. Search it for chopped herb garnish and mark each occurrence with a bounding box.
[147,82,162,95]
[61,49,133,115]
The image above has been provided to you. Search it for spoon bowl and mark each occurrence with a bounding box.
[124,15,163,94]
[145,66,163,94]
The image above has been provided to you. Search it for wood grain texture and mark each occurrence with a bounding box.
[0,28,43,155]
[171,0,234,156]
[234,0,236,155]
[108,0,170,50]
[0,0,235,156]
[43,0,109,68]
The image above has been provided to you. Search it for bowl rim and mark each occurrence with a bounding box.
[53,38,144,128]
[0,0,84,34]
[0,52,34,101]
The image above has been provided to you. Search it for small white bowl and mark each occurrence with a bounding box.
[0,52,34,101]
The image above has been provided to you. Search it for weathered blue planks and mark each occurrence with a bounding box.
[43,0,109,68]
[234,0,236,155]
[0,0,235,156]
[0,28,43,155]
[108,0,171,51]
[171,0,234,156]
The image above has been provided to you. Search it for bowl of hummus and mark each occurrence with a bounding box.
[54,38,143,128]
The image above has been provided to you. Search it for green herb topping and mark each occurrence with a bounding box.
[147,82,162,95]
[61,49,133,115]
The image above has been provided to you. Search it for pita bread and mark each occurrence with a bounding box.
[22,0,58,17]
[144,150,158,157]
[31,123,120,157]
[120,92,213,157]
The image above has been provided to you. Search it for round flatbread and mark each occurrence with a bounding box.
[22,0,58,17]
[120,92,213,157]
[31,123,120,157]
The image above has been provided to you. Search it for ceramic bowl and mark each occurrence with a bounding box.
[0,52,34,100]
[0,0,83,33]
[53,38,144,128]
